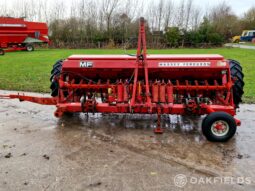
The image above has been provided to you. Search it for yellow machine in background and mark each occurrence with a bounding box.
[232,30,255,43]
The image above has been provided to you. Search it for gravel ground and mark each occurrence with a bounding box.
[0,90,255,191]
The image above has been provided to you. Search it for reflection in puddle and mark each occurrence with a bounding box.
[54,111,255,180]
[58,113,204,135]
[55,113,240,177]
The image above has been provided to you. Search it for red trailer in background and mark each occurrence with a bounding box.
[0,17,49,55]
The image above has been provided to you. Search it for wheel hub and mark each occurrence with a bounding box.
[211,120,229,137]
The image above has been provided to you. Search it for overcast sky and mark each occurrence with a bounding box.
[193,0,255,16]
[1,0,254,17]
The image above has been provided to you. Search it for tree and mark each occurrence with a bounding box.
[163,0,174,29]
[165,27,181,47]
[102,0,119,38]
[241,7,255,29]
[0,0,233,48]
[184,0,193,30]
[209,2,240,39]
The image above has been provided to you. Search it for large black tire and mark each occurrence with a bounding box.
[0,49,4,56]
[26,44,34,52]
[228,59,244,108]
[202,112,237,142]
[50,60,63,97]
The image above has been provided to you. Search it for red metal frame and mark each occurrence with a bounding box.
[3,46,27,53]
[0,17,241,132]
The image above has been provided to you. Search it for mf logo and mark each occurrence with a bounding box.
[80,61,93,68]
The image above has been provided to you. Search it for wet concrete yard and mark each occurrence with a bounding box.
[0,91,255,190]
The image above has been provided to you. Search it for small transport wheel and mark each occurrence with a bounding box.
[202,112,237,142]
[26,44,34,52]
[0,49,4,56]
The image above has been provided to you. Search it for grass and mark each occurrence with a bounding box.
[0,48,254,102]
